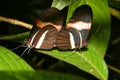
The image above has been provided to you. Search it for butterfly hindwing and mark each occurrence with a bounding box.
[32,25,57,49]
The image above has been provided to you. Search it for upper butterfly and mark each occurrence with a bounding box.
[56,5,93,50]
[26,5,93,50]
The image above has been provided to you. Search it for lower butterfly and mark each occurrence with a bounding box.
[26,5,93,50]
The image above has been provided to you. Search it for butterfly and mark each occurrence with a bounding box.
[26,5,93,50]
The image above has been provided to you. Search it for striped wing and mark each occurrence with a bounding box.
[56,5,93,50]
[27,7,67,49]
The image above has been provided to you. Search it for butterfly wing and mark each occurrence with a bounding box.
[27,7,67,49]
[56,5,93,50]
[30,25,57,49]
[35,7,67,31]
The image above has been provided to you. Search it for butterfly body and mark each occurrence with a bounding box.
[26,5,93,50]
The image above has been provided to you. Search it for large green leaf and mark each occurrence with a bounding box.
[38,49,108,80]
[0,46,33,71]
[0,47,84,80]
[38,0,110,80]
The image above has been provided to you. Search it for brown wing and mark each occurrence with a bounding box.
[27,7,67,49]
[56,5,93,50]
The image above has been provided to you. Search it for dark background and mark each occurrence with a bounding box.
[0,0,52,35]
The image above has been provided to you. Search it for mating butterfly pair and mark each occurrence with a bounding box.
[26,5,93,50]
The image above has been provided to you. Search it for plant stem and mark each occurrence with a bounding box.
[0,16,33,29]
[108,64,120,74]
[109,7,120,20]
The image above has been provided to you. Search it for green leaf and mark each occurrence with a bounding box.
[38,49,108,80]
[86,0,110,57]
[0,70,84,80]
[52,0,77,10]
[0,46,34,71]
[52,0,111,57]
[0,32,29,42]
[37,0,110,80]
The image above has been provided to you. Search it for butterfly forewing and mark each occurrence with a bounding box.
[35,7,67,31]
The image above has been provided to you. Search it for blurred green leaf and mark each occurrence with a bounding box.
[108,0,120,9]
[0,32,29,42]
[0,46,33,71]
[0,70,84,80]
